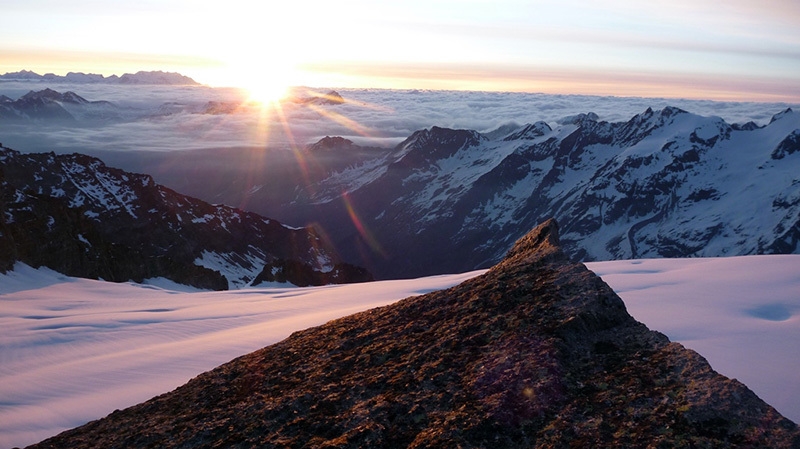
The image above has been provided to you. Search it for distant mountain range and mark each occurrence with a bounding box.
[0,145,371,289]
[0,70,198,85]
[0,87,347,125]
[288,107,800,278]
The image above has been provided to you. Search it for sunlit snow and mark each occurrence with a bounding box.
[1,255,798,447]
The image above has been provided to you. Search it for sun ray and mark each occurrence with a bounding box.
[306,103,373,137]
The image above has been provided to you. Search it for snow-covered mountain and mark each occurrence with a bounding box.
[0,69,198,85]
[292,107,800,278]
[0,88,123,122]
[0,145,371,289]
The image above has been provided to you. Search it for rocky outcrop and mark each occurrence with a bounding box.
[28,220,800,448]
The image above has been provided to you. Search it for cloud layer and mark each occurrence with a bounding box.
[1,82,798,156]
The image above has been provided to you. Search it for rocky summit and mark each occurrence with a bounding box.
[29,220,800,448]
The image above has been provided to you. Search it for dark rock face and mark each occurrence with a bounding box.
[772,129,800,160]
[252,259,374,287]
[0,145,363,289]
[29,220,800,448]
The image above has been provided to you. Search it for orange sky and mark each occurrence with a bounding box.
[1,0,798,102]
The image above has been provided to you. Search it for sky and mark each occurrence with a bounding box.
[1,0,799,101]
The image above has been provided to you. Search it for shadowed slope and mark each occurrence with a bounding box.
[30,219,800,448]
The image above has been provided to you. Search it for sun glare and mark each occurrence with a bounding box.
[246,80,290,105]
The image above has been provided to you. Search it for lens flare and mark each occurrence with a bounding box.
[341,192,386,258]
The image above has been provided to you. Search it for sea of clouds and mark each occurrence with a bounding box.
[1,81,798,155]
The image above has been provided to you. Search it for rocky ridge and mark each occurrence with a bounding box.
[0,88,122,122]
[0,145,370,289]
[28,220,800,448]
[0,70,198,85]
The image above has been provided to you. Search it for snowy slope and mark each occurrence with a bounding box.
[1,255,798,447]
[297,107,800,278]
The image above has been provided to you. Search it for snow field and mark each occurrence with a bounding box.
[1,255,799,447]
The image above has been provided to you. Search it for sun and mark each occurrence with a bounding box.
[215,58,298,107]
[246,79,290,106]
[235,64,297,107]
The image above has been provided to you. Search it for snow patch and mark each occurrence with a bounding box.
[194,249,265,289]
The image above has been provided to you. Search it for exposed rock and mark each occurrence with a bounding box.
[772,129,800,160]
[28,220,800,448]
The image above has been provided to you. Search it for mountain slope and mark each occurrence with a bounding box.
[28,219,800,448]
[0,88,121,122]
[293,107,800,278]
[0,145,369,289]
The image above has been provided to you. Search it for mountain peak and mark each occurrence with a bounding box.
[770,107,795,124]
[18,88,89,104]
[292,90,346,105]
[502,121,552,141]
[306,135,356,152]
[557,112,599,125]
[21,88,59,100]
[493,217,562,270]
[392,126,485,168]
[660,105,688,117]
[29,219,800,447]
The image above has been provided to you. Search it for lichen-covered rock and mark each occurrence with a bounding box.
[29,219,800,448]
